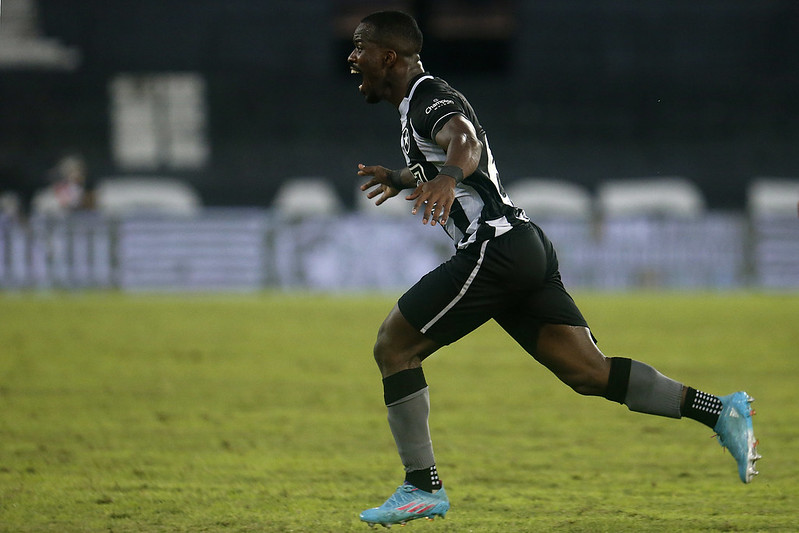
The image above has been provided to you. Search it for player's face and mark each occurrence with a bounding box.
[348,23,387,104]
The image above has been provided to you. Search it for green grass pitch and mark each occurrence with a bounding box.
[1,291,797,532]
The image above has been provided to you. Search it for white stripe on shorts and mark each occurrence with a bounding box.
[420,239,489,334]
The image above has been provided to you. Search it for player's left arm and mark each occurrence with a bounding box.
[408,114,482,226]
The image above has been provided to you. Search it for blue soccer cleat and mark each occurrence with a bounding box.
[360,483,450,528]
[714,391,761,483]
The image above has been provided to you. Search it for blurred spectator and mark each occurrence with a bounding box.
[49,154,91,209]
[0,191,22,221]
[32,154,94,215]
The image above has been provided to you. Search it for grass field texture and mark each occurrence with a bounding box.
[1,291,797,532]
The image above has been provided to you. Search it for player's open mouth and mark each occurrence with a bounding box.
[349,65,363,92]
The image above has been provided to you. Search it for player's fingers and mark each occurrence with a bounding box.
[360,177,379,191]
[422,199,436,225]
[408,186,425,214]
[440,202,452,225]
[406,184,422,201]
[429,201,441,226]
[412,196,429,218]
[430,193,454,225]
[357,163,378,177]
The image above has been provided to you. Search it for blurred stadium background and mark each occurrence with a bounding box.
[1,0,798,292]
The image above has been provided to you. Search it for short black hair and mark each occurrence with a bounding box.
[360,11,423,57]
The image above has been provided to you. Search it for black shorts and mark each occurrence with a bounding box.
[398,222,590,353]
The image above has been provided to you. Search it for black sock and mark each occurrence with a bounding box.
[681,387,723,429]
[604,357,632,404]
[405,465,441,493]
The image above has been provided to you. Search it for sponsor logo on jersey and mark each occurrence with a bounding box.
[401,127,411,155]
[425,98,455,115]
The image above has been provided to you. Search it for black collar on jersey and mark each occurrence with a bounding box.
[405,72,432,97]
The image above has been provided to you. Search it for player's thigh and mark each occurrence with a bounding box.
[398,243,497,347]
[501,317,608,394]
[495,280,609,393]
[494,272,589,355]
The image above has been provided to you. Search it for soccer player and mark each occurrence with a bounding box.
[348,11,759,528]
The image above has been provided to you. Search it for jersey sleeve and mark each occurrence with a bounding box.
[411,86,467,141]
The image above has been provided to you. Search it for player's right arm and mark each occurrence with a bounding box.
[358,164,415,206]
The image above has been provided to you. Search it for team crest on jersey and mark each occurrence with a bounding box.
[401,126,411,155]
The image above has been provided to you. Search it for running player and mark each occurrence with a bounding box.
[348,11,759,528]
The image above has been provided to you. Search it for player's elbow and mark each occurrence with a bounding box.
[453,135,481,176]
[463,134,482,159]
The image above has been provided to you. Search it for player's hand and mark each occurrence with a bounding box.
[407,174,456,226]
[358,164,400,206]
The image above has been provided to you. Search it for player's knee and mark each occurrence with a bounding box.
[372,326,404,373]
[372,305,440,376]
[372,334,391,368]
[372,321,433,376]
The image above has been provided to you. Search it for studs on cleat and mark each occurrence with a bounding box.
[366,513,444,527]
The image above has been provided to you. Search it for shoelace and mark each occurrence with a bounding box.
[382,485,418,508]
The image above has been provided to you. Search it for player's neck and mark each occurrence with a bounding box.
[389,60,425,108]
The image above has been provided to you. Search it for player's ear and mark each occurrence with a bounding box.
[383,49,398,67]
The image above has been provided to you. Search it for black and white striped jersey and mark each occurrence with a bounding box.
[398,72,529,249]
